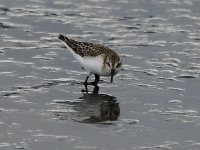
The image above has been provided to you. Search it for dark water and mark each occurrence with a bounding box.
[1,0,200,149]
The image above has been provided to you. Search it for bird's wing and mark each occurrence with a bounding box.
[58,34,115,57]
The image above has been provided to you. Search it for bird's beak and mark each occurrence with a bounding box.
[110,69,115,83]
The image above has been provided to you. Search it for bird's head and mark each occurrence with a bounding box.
[104,54,122,82]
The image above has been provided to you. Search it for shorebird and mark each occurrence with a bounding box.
[58,35,122,92]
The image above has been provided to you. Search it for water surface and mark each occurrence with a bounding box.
[0,0,200,149]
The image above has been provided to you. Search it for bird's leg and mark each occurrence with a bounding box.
[92,74,100,93]
[94,74,100,85]
[82,74,100,93]
[89,74,100,86]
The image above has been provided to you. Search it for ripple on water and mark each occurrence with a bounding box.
[32,133,80,143]
[121,119,139,125]
[0,142,11,148]
[0,108,18,112]
[168,99,182,103]
[0,5,9,12]
[175,74,198,79]
[1,91,20,97]
[0,0,200,149]
[164,109,198,116]
[32,55,53,61]
[167,87,186,91]
[0,22,15,29]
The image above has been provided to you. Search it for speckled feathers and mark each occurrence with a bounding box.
[58,35,120,58]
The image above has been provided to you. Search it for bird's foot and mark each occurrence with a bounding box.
[82,82,99,93]
[81,89,88,93]
[83,82,89,93]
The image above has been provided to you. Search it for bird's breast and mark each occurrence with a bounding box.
[79,55,104,75]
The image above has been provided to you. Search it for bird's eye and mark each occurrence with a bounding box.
[116,63,121,68]
[106,62,111,67]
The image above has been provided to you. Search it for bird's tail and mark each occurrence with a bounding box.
[58,34,68,42]
[58,34,75,49]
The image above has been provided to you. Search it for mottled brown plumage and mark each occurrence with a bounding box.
[58,35,120,59]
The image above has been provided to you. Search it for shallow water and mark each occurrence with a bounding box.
[1,0,200,149]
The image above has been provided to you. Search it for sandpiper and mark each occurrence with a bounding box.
[58,35,122,92]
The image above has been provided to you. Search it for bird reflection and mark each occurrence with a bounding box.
[79,93,120,123]
[53,90,120,124]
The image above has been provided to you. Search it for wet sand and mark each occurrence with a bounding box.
[0,0,200,149]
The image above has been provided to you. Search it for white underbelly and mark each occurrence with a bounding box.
[80,56,104,75]
[62,42,112,76]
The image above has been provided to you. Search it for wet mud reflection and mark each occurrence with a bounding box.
[53,92,120,124]
[80,93,120,123]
